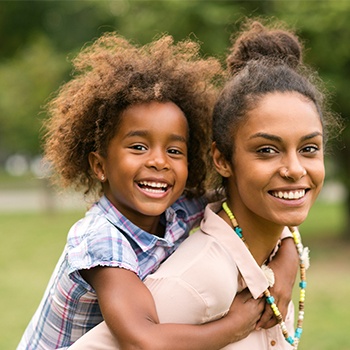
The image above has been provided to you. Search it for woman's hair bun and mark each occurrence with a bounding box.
[226,19,303,75]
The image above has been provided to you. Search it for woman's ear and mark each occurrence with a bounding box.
[211,142,233,178]
[89,152,107,182]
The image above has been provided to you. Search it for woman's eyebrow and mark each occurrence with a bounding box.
[249,133,282,142]
[249,131,323,142]
[300,131,323,141]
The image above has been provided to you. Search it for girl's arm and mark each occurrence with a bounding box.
[256,236,299,330]
[79,267,264,350]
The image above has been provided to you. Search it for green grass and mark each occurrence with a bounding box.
[301,256,350,350]
[296,200,350,350]
[0,210,85,350]
[1,200,349,350]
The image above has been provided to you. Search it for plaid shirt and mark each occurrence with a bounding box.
[17,195,206,350]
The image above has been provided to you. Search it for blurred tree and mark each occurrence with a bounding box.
[0,35,67,156]
[0,1,117,57]
[0,0,257,158]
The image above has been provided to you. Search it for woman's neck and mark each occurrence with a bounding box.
[220,203,284,266]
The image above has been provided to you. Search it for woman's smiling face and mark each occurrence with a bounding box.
[223,92,325,229]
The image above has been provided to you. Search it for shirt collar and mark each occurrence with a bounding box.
[200,201,269,299]
[91,195,186,252]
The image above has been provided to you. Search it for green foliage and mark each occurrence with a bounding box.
[1,0,349,156]
[0,35,68,155]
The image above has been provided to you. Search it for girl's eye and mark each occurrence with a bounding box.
[167,148,185,156]
[257,147,278,154]
[130,144,147,151]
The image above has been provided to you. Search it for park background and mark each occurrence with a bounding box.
[0,1,349,349]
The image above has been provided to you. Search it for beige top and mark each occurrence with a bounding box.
[69,202,294,350]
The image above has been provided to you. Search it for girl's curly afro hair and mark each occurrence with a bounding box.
[43,33,224,199]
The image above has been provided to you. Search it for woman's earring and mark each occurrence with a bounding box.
[281,168,291,179]
[100,175,105,182]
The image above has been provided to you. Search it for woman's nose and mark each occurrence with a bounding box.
[280,155,306,180]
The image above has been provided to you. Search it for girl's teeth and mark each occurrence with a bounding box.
[143,188,165,193]
[139,181,168,191]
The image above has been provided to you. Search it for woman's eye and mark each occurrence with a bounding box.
[257,147,277,154]
[301,145,319,154]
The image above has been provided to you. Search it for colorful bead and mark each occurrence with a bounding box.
[234,227,243,238]
[295,327,303,338]
[292,233,300,245]
[266,296,275,304]
[222,202,308,350]
[286,336,294,344]
[280,322,288,333]
[299,281,307,288]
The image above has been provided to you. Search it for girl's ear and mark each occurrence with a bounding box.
[89,152,107,182]
[211,142,233,178]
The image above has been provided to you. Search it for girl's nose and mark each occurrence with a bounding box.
[146,150,170,170]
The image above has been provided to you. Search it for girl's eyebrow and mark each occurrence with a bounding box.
[125,130,148,138]
[125,130,187,143]
[249,131,323,142]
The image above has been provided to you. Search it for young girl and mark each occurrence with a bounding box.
[67,20,341,350]
[18,31,298,350]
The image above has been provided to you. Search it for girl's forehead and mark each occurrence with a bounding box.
[116,101,188,137]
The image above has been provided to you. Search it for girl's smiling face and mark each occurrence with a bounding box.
[89,101,189,234]
[216,92,325,229]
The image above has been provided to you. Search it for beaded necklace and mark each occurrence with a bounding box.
[222,201,309,350]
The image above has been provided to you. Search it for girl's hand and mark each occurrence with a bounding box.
[256,237,298,329]
[226,288,265,342]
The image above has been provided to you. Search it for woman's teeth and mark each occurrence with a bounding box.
[271,189,306,200]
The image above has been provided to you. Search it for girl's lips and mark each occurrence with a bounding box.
[269,189,307,200]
